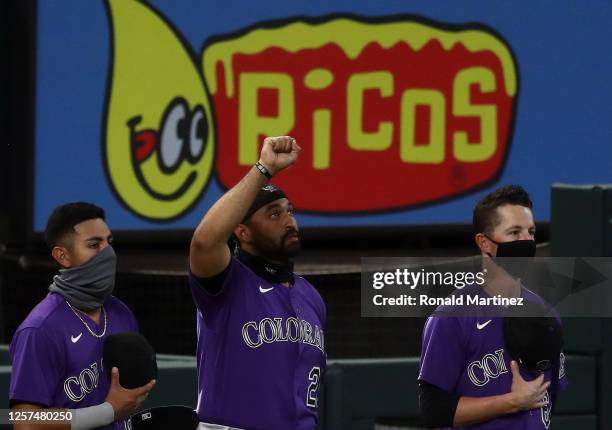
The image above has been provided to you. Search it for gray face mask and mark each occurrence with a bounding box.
[49,245,116,311]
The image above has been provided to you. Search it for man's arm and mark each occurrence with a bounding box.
[453,361,550,427]
[419,361,550,428]
[11,403,70,430]
[11,368,155,430]
[189,136,300,278]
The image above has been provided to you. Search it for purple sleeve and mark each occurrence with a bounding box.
[9,328,63,406]
[111,297,139,332]
[418,316,466,393]
[130,310,139,332]
[189,258,244,326]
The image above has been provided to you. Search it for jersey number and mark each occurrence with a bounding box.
[306,366,321,408]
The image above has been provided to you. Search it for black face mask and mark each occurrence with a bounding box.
[236,248,295,285]
[488,237,536,258]
[485,236,536,279]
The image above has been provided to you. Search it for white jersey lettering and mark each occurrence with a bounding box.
[241,317,325,353]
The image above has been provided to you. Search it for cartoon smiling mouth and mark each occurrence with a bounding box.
[126,96,208,201]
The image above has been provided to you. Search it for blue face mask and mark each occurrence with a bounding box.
[49,245,117,311]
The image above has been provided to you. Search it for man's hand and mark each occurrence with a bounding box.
[190,135,300,278]
[509,360,550,412]
[259,136,301,176]
[105,367,156,420]
[449,360,551,427]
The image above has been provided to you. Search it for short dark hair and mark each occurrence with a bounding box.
[473,185,533,235]
[44,202,105,249]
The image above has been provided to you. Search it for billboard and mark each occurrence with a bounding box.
[32,0,612,231]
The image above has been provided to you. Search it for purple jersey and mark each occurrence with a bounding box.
[9,292,138,430]
[419,285,568,430]
[189,257,326,430]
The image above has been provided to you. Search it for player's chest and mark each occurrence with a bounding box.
[239,280,319,321]
[235,282,324,355]
[54,327,107,404]
[58,310,130,379]
[463,318,510,388]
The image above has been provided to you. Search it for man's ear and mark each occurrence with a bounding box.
[51,246,71,268]
[234,224,251,244]
[475,233,493,256]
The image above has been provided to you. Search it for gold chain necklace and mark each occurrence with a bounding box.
[65,300,107,338]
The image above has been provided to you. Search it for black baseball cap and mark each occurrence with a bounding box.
[103,332,157,389]
[503,300,564,372]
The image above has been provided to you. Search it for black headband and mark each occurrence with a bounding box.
[242,184,287,223]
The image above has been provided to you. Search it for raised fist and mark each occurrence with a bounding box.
[259,136,301,176]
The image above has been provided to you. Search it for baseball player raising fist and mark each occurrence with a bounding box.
[189,136,326,430]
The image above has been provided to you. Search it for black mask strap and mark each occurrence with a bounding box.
[483,235,498,259]
[484,234,502,246]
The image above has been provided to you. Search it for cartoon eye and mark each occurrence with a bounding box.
[188,105,208,161]
[159,98,188,172]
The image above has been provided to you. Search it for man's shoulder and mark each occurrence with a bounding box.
[105,295,132,310]
[295,274,318,293]
[189,256,257,284]
[521,286,547,304]
[425,308,475,337]
[431,283,497,317]
[188,257,262,305]
[105,295,136,317]
[430,284,478,316]
[16,293,66,332]
[295,275,325,310]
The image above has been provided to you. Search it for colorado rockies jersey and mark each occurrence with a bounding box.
[419,284,567,430]
[9,292,138,430]
[189,257,326,430]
